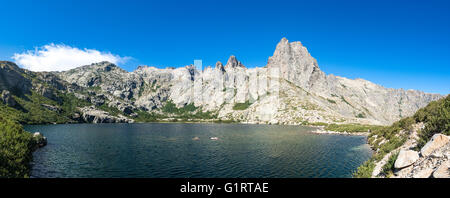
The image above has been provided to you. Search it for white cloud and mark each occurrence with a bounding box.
[12,44,129,72]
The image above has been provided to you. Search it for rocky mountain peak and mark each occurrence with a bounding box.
[0,61,22,71]
[268,38,310,67]
[66,61,123,74]
[215,61,225,72]
[270,37,303,58]
[90,61,118,72]
[267,38,324,91]
[225,55,245,69]
[278,37,291,47]
[136,65,148,70]
[0,61,31,95]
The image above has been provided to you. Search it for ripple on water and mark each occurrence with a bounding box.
[25,123,372,178]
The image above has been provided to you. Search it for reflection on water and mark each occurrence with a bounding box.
[25,123,372,178]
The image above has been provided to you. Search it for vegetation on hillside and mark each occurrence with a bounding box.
[133,110,165,122]
[326,98,336,104]
[2,90,91,125]
[381,151,399,178]
[163,100,197,114]
[306,121,384,133]
[133,100,218,122]
[98,103,122,117]
[414,95,450,148]
[325,123,383,133]
[0,115,34,178]
[353,95,450,178]
[232,101,252,110]
[353,117,413,177]
[356,112,366,118]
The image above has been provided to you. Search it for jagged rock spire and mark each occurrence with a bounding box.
[215,61,225,72]
[225,55,245,69]
[267,37,325,91]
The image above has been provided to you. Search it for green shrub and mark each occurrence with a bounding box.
[58,92,90,117]
[341,96,352,107]
[310,122,329,126]
[0,115,34,178]
[393,117,415,132]
[98,103,122,116]
[162,101,198,114]
[182,103,197,112]
[381,151,399,177]
[353,160,375,178]
[162,100,178,113]
[188,111,216,119]
[133,110,163,122]
[356,113,366,118]
[325,123,383,133]
[416,95,450,148]
[354,96,449,177]
[232,101,252,110]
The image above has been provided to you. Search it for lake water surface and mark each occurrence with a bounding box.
[25,123,372,178]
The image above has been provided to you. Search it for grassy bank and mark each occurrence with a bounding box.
[307,122,384,134]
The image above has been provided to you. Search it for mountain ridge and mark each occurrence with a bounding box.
[0,38,444,126]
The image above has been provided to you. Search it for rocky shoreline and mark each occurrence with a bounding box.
[31,132,47,150]
[310,127,369,136]
[369,122,450,178]
[391,133,450,178]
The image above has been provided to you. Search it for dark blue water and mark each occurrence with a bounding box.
[24,123,372,178]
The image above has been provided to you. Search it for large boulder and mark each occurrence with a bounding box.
[393,165,414,178]
[88,94,106,106]
[32,132,47,148]
[420,134,450,157]
[1,90,16,106]
[394,150,420,169]
[412,168,434,178]
[432,161,450,178]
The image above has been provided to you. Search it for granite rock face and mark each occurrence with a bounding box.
[0,38,443,125]
[394,150,419,169]
[1,90,16,107]
[390,133,450,178]
[54,38,442,125]
[432,161,450,178]
[421,134,450,157]
[0,61,32,95]
[267,38,327,94]
[79,106,134,123]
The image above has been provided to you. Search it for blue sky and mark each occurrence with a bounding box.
[0,0,449,94]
